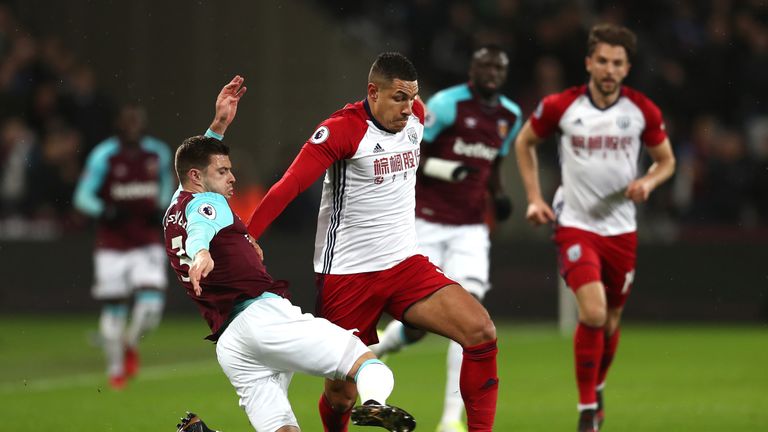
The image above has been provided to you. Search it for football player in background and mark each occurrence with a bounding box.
[73,103,173,390]
[515,24,675,432]
[371,45,522,432]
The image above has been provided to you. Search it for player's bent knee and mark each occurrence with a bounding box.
[580,306,607,327]
[325,380,357,412]
[464,316,496,346]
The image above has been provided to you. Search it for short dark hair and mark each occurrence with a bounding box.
[587,24,637,60]
[368,52,418,85]
[175,135,230,183]
[473,43,506,58]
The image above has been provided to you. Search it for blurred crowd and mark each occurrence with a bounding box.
[2,1,766,240]
[324,0,768,231]
[0,4,114,238]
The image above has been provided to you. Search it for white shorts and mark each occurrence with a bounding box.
[92,244,167,300]
[415,218,491,299]
[215,294,370,432]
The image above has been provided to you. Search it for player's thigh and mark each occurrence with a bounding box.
[237,372,300,432]
[92,250,130,300]
[415,218,448,267]
[126,245,167,290]
[385,254,457,321]
[402,283,493,347]
[222,296,369,382]
[315,273,387,346]
[554,227,602,293]
[599,232,637,308]
[442,224,490,298]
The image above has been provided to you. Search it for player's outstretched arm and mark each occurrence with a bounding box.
[626,138,676,203]
[209,75,247,136]
[515,120,555,225]
[246,149,328,239]
[189,249,214,296]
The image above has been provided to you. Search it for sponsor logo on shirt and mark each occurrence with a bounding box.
[373,149,419,176]
[569,135,633,157]
[373,143,385,153]
[452,137,498,161]
[110,181,159,200]
[310,126,330,144]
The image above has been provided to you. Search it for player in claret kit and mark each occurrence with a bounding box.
[73,103,173,390]
[247,52,499,432]
[515,24,676,432]
[165,76,415,432]
[371,45,522,432]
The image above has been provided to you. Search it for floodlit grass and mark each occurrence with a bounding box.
[1,315,766,431]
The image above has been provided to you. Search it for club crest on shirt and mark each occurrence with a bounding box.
[407,127,418,145]
[310,126,330,144]
[616,116,631,130]
[198,203,216,220]
[145,159,159,176]
[497,119,509,138]
[567,244,582,262]
[114,164,127,178]
[464,117,478,128]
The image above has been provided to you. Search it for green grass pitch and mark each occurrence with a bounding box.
[1,315,766,431]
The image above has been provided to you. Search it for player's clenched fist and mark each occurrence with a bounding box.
[625,178,653,203]
[525,199,555,226]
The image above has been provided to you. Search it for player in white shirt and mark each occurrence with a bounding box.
[515,24,675,432]
[247,52,499,432]
[371,45,523,432]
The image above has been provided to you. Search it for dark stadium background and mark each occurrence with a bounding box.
[1,0,766,323]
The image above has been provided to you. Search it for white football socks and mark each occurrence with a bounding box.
[126,290,164,348]
[355,359,394,405]
[440,340,465,424]
[99,304,128,377]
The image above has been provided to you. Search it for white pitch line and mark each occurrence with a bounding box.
[0,360,221,395]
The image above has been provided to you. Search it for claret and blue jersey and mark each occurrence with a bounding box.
[416,83,522,225]
[164,187,279,340]
[73,136,173,249]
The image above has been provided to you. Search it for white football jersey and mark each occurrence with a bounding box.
[309,100,424,274]
[530,85,667,236]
